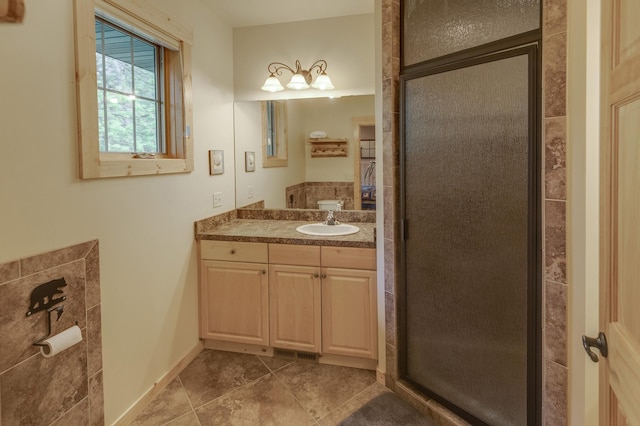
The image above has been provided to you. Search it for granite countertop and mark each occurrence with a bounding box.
[196,219,376,249]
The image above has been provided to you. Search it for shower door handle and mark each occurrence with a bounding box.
[582,332,608,362]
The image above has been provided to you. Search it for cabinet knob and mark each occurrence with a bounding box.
[230,249,236,254]
[261,269,266,275]
[321,274,327,279]
[313,273,319,278]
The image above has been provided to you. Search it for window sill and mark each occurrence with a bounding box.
[262,158,288,168]
[81,155,191,179]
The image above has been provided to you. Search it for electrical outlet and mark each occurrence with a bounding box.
[248,185,254,199]
[213,192,222,208]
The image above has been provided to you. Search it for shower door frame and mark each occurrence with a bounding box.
[398,34,543,425]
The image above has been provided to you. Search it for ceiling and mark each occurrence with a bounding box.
[205,0,374,28]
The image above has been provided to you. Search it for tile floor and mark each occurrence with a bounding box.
[130,349,433,426]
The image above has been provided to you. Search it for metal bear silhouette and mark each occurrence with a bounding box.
[26,278,67,316]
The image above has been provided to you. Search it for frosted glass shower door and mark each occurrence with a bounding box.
[401,47,538,425]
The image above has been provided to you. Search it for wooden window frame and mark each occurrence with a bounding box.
[0,0,25,23]
[261,100,288,168]
[73,0,194,179]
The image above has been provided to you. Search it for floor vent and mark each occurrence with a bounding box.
[296,351,318,362]
[274,348,319,363]
[274,348,296,359]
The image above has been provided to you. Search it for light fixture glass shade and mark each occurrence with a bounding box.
[261,75,284,92]
[286,73,310,90]
[311,73,334,90]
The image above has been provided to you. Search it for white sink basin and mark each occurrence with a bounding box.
[296,223,360,236]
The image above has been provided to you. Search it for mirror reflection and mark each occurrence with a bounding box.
[234,95,376,211]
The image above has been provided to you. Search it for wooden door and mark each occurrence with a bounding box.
[321,267,377,359]
[352,117,375,211]
[600,0,640,423]
[200,260,269,346]
[269,264,321,352]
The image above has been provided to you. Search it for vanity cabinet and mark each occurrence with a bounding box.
[198,239,377,363]
[199,241,269,346]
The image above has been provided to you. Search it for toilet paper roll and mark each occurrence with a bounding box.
[40,325,83,358]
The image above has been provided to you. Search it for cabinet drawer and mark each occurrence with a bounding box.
[200,240,268,263]
[321,247,376,270]
[269,244,320,266]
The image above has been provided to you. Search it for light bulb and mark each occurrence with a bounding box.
[311,73,334,90]
[261,75,284,92]
[286,73,309,90]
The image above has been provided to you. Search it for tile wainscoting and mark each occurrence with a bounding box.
[0,240,104,425]
[285,182,355,210]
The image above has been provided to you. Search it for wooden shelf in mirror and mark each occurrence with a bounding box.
[308,138,348,158]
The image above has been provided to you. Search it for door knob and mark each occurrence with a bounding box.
[582,332,608,363]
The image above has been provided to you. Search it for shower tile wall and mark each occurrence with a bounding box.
[0,241,104,425]
[285,182,307,209]
[382,0,401,396]
[542,0,568,423]
[383,0,568,424]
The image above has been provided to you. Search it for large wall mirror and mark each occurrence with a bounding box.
[234,95,376,211]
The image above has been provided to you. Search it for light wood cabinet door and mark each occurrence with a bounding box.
[200,260,269,346]
[321,267,377,359]
[269,264,322,352]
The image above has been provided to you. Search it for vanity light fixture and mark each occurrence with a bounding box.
[261,59,335,92]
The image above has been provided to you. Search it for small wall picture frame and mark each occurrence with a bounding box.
[245,151,255,172]
[209,150,224,175]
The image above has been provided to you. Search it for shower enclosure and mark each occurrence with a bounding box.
[399,1,542,424]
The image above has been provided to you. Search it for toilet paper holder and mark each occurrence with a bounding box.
[26,278,67,317]
[33,305,65,347]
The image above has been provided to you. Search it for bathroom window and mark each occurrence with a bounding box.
[261,100,288,167]
[360,139,375,159]
[265,101,277,157]
[73,0,194,179]
[95,18,163,154]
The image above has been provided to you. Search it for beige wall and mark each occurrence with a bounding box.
[299,96,375,182]
[233,100,307,209]
[233,14,375,101]
[0,1,236,423]
[566,0,601,424]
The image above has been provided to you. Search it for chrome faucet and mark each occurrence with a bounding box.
[324,210,341,226]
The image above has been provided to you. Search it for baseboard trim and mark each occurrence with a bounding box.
[113,341,204,426]
[318,353,378,370]
[202,339,380,372]
[203,339,274,357]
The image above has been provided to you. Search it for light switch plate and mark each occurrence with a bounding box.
[213,192,222,208]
